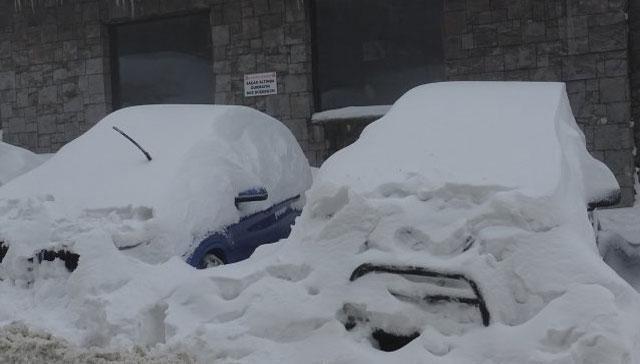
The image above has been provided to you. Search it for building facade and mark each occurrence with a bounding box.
[0,0,637,204]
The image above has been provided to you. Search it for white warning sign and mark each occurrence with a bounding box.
[244,72,278,97]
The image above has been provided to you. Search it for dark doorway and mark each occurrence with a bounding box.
[312,0,445,111]
[110,13,213,109]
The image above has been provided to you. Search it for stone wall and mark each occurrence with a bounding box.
[0,0,325,165]
[630,0,640,167]
[0,1,111,152]
[443,0,636,205]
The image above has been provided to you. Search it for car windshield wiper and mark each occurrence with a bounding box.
[112,126,152,162]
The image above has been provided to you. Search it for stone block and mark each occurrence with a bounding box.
[261,14,284,31]
[62,82,79,99]
[284,22,306,45]
[290,44,307,63]
[38,86,58,105]
[285,0,305,22]
[589,23,627,52]
[566,16,588,37]
[266,94,290,117]
[86,74,105,95]
[498,24,523,46]
[62,40,78,60]
[236,54,257,73]
[594,124,633,150]
[215,74,231,92]
[215,92,231,104]
[37,114,57,134]
[263,28,284,48]
[0,40,11,58]
[0,71,14,90]
[504,46,535,70]
[269,0,285,14]
[484,55,504,72]
[288,62,310,74]
[212,25,230,46]
[563,55,597,80]
[600,77,628,103]
[242,18,261,39]
[0,103,13,118]
[223,2,242,23]
[589,12,626,27]
[85,103,106,125]
[284,74,308,93]
[63,97,82,113]
[85,57,103,75]
[265,54,288,72]
[474,28,498,48]
[605,149,635,184]
[290,94,311,118]
[523,21,546,42]
[530,66,561,81]
[38,134,51,150]
[603,58,627,77]
[606,102,631,124]
[254,0,270,15]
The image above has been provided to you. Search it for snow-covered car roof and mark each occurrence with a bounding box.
[0,105,311,260]
[0,142,49,186]
[319,82,619,205]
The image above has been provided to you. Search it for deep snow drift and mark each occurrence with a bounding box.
[0,142,49,186]
[0,82,639,364]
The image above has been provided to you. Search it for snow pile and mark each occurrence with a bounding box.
[0,83,638,364]
[311,105,391,123]
[0,105,311,263]
[0,142,49,186]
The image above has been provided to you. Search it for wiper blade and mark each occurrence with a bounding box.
[112,126,152,162]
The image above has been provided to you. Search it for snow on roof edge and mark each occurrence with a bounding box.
[311,105,392,123]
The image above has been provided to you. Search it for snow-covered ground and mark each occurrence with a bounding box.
[0,82,639,363]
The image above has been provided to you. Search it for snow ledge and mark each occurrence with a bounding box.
[311,105,392,124]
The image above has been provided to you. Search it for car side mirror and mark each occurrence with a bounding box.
[235,187,268,206]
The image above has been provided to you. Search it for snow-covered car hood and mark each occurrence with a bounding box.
[0,105,311,263]
[0,83,637,364]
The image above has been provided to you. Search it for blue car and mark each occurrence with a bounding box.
[186,188,303,268]
[0,105,312,275]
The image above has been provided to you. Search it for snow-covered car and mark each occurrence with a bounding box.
[0,105,311,277]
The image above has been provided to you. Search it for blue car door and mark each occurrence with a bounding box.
[228,196,300,261]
